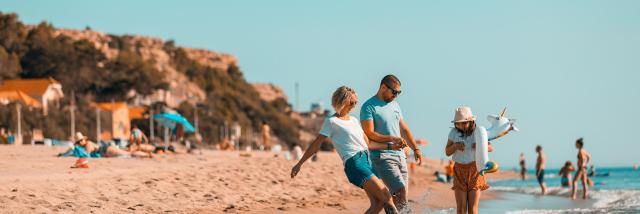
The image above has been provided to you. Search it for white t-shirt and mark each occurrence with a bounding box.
[448,127,481,164]
[319,115,369,164]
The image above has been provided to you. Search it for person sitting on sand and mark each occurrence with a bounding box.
[434,171,447,183]
[571,138,592,200]
[291,86,401,214]
[445,106,493,214]
[130,126,149,144]
[559,161,575,187]
[0,128,8,144]
[127,126,154,157]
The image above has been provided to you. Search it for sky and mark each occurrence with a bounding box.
[1,0,639,168]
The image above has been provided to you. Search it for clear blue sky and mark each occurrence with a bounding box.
[2,1,639,168]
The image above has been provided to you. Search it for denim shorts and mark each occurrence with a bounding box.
[370,150,409,194]
[344,150,376,188]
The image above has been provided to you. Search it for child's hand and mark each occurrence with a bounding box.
[456,143,465,151]
[291,164,302,178]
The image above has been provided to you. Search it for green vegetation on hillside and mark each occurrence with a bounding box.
[0,12,299,146]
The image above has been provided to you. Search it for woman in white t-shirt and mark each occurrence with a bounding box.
[291,86,401,214]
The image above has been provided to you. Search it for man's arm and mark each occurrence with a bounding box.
[361,120,403,146]
[399,119,423,165]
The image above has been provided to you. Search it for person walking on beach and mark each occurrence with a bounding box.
[261,121,271,150]
[535,145,547,195]
[360,75,423,212]
[291,86,401,214]
[519,153,526,180]
[559,161,575,187]
[571,138,592,199]
[445,106,492,214]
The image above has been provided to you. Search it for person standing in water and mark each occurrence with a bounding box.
[291,86,401,213]
[445,106,493,214]
[519,153,526,180]
[360,75,423,213]
[571,138,592,200]
[535,145,547,195]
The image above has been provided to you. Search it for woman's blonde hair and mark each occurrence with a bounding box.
[331,86,358,114]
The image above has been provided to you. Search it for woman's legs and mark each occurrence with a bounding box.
[581,171,589,199]
[571,169,585,199]
[571,171,579,199]
[362,176,397,214]
[467,190,481,214]
[454,190,468,214]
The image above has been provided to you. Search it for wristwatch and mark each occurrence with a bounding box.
[387,142,393,150]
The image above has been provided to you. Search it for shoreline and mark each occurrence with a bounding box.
[284,156,520,213]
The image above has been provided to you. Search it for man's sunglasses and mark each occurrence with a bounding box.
[384,83,401,96]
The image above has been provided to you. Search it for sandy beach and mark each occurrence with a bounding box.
[0,145,518,213]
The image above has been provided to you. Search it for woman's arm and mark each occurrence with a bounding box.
[291,135,326,178]
[445,139,463,156]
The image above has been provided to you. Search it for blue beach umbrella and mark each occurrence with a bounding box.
[153,113,196,133]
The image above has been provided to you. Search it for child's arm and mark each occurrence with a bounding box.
[445,139,464,156]
[291,135,327,178]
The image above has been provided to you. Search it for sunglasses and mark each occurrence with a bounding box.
[384,83,401,96]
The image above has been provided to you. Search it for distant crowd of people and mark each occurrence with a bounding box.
[520,137,593,200]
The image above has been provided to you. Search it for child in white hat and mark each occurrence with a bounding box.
[445,106,494,214]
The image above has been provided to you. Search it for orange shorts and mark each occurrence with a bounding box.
[452,161,490,192]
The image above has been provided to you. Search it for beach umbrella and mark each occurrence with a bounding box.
[153,113,196,133]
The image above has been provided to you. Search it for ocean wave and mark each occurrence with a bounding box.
[492,186,640,213]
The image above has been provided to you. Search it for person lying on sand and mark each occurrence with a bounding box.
[58,132,131,158]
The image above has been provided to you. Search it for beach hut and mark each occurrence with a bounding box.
[90,102,132,142]
[0,77,63,115]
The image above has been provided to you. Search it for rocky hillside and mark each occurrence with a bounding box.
[0,12,299,146]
